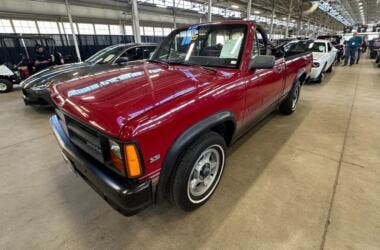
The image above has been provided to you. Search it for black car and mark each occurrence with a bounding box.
[21,43,157,106]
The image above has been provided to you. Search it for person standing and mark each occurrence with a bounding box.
[343,32,362,66]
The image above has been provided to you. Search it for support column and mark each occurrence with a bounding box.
[208,0,212,22]
[64,0,81,62]
[285,0,293,37]
[131,0,141,43]
[297,8,303,36]
[172,0,177,29]
[247,0,252,19]
[269,0,275,40]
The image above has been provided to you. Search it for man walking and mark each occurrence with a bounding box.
[343,32,362,66]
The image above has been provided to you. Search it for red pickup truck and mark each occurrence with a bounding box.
[50,20,312,216]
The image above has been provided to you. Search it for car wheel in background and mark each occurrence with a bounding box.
[0,78,13,93]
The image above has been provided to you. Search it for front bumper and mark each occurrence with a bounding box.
[22,88,55,106]
[50,115,153,216]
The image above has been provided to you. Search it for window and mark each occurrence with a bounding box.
[94,24,109,35]
[77,23,95,35]
[163,28,172,36]
[62,22,78,34]
[109,25,122,35]
[37,21,59,34]
[140,26,145,36]
[0,19,14,33]
[153,24,247,68]
[144,27,154,36]
[251,32,260,58]
[154,27,163,36]
[12,20,38,34]
[125,25,133,35]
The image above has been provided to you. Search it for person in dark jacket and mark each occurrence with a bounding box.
[33,44,52,72]
[343,32,362,66]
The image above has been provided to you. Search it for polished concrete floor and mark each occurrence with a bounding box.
[1,58,379,249]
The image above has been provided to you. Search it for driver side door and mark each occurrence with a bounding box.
[243,30,285,125]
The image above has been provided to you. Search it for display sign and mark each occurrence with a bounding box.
[357,24,368,33]
[343,26,353,33]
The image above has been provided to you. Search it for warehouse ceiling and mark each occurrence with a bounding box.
[0,0,378,29]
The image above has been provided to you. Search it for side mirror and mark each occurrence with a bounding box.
[249,55,275,70]
[115,57,129,65]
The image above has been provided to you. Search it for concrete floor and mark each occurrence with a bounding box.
[0,58,379,249]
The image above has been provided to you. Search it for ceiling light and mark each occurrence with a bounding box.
[254,10,261,14]
[231,5,239,9]
[358,2,362,5]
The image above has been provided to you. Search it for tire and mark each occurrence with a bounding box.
[0,78,13,93]
[326,63,333,73]
[315,64,326,83]
[279,80,301,115]
[171,131,227,211]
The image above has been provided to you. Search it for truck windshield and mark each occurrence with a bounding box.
[308,42,326,53]
[151,24,247,68]
[85,45,125,64]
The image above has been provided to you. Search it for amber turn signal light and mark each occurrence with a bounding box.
[124,144,142,178]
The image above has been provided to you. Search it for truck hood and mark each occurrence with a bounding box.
[50,62,235,137]
[21,62,114,89]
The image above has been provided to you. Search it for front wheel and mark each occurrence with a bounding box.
[326,63,333,73]
[279,80,301,115]
[171,132,226,211]
[0,78,13,93]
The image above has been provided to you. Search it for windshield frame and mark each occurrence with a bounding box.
[85,45,126,64]
[151,23,248,69]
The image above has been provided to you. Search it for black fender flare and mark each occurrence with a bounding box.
[157,111,236,199]
[295,68,307,85]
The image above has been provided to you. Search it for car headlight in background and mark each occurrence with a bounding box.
[30,80,54,91]
[109,139,142,178]
[312,62,320,68]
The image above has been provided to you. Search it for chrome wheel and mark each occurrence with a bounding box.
[291,84,300,110]
[0,82,7,92]
[187,145,224,203]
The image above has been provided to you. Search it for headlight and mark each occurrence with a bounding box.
[312,62,320,68]
[109,139,142,178]
[109,139,124,174]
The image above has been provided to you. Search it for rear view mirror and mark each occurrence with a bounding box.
[249,55,275,70]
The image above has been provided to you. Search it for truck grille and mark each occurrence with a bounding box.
[55,109,107,164]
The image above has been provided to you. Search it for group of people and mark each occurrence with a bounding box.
[342,32,366,66]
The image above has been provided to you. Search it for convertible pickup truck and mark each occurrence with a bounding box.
[49,20,312,216]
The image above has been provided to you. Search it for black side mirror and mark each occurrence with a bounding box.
[249,55,275,70]
[115,57,129,65]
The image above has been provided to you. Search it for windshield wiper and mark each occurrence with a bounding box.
[148,59,169,66]
[167,60,218,74]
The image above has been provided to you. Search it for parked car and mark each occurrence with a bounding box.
[21,43,157,106]
[49,20,312,216]
[308,40,337,83]
[317,35,344,63]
